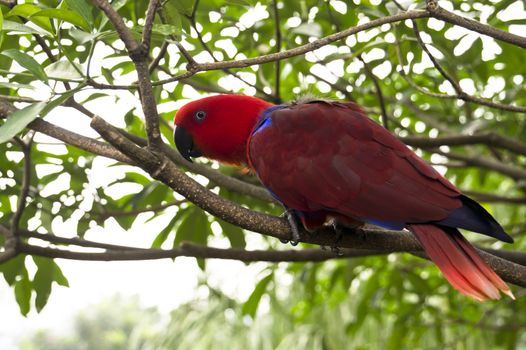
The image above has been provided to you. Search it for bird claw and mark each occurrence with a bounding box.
[355,227,367,241]
[329,220,344,254]
[282,209,302,245]
[331,245,344,256]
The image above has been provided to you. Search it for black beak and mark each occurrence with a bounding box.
[174,126,202,162]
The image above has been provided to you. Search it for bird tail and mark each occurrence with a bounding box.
[407,224,514,301]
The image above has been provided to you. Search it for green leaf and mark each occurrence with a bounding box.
[1,49,48,82]
[101,66,114,83]
[32,8,91,32]
[0,6,4,35]
[44,59,84,80]
[174,206,212,270]
[65,0,93,27]
[14,269,31,316]
[69,28,102,44]
[151,212,184,248]
[7,4,54,34]
[218,219,246,248]
[174,206,210,247]
[0,81,36,90]
[160,0,182,39]
[169,0,195,17]
[0,254,25,285]
[225,0,252,6]
[40,207,53,232]
[32,256,54,312]
[387,320,408,350]
[53,263,69,287]
[41,88,81,117]
[241,272,273,317]
[2,19,50,36]
[0,102,47,144]
[152,23,181,37]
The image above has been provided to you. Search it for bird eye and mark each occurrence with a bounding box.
[194,110,206,122]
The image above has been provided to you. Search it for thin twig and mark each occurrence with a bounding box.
[90,0,139,54]
[428,2,526,50]
[10,138,32,235]
[272,0,282,103]
[412,20,461,94]
[401,133,526,157]
[169,10,431,72]
[437,149,526,179]
[142,0,160,52]
[358,55,389,130]
[149,40,169,73]
[16,241,383,262]
[19,229,147,251]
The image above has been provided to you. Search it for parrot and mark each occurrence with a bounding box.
[173,94,514,301]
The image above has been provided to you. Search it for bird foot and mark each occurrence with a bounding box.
[354,227,367,241]
[330,221,344,256]
[282,209,301,246]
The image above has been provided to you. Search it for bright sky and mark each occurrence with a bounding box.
[2,1,526,348]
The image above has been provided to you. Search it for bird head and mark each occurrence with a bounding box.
[173,94,273,165]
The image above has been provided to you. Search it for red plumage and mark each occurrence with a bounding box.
[248,101,461,222]
[174,94,514,301]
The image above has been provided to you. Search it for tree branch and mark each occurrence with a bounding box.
[142,0,160,52]
[428,2,526,50]
[18,229,146,251]
[464,191,526,205]
[401,133,526,157]
[32,119,133,163]
[437,149,526,180]
[10,138,31,236]
[149,40,169,73]
[164,9,430,74]
[0,226,18,264]
[90,0,139,54]
[394,23,526,114]
[135,60,163,148]
[272,0,282,103]
[17,241,383,262]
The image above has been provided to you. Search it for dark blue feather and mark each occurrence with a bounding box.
[437,195,513,243]
[366,219,405,231]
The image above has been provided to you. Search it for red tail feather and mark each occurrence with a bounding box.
[408,224,514,301]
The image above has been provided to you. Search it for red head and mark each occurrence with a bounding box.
[173,94,273,164]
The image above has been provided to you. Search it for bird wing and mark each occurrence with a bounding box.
[248,100,461,224]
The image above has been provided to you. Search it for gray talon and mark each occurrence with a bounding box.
[284,209,302,244]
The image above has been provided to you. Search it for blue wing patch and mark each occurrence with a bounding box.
[365,218,405,230]
[252,104,288,135]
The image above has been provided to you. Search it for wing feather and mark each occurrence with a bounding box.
[248,101,461,223]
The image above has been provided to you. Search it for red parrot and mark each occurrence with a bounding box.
[173,94,514,301]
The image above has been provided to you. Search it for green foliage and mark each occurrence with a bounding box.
[0,0,525,346]
[0,49,48,82]
[152,258,526,350]
[0,102,46,144]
